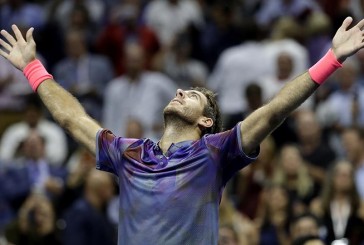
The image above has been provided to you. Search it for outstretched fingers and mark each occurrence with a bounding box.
[0,38,12,52]
[0,49,8,58]
[341,16,353,31]
[25,27,34,44]
[11,25,25,43]
[0,29,16,46]
[357,19,364,30]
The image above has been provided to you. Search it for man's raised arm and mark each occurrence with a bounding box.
[240,17,364,154]
[0,25,101,154]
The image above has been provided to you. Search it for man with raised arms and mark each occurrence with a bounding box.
[0,17,364,244]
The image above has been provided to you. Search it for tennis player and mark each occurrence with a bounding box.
[1,17,363,244]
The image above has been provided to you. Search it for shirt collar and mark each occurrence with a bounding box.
[155,140,195,157]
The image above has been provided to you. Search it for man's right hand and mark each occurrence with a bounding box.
[0,25,36,71]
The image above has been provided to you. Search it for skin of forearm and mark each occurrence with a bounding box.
[241,72,319,153]
[267,72,319,123]
[37,79,99,153]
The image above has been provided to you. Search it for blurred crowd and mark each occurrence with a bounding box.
[1,0,364,244]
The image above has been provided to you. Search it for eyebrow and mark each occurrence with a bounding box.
[188,91,202,100]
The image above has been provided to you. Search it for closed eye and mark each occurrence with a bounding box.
[189,92,199,100]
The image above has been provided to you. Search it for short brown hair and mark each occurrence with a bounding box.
[191,87,222,135]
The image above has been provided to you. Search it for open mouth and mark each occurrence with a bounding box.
[171,99,182,104]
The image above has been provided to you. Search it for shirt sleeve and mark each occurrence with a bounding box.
[204,122,259,184]
[96,129,138,176]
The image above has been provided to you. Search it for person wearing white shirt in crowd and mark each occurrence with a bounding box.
[0,94,67,165]
[143,0,203,47]
[102,43,177,140]
[258,39,311,108]
[208,41,270,120]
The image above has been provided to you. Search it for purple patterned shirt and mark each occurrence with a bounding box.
[96,123,259,245]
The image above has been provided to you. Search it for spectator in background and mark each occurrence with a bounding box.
[102,43,177,140]
[2,131,67,213]
[295,109,336,183]
[355,48,364,85]
[0,0,45,30]
[318,58,364,128]
[255,0,320,29]
[224,83,263,131]
[289,213,321,241]
[143,0,203,47]
[53,29,114,121]
[5,194,61,245]
[96,0,160,75]
[265,18,309,81]
[260,52,296,101]
[255,184,291,245]
[234,136,276,220]
[125,119,144,139]
[62,169,116,245]
[53,0,105,32]
[0,94,67,165]
[153,31,208,89]
[208,19,269,123]
[66,4,98,46]
[292,235,325,245]
[316,58,364,156]
[341,127,364,200]
[0,55,32,111]
[319,0,354,33]
[199,2,244,70]
[219,192,258,245]
[304,12,332,65]
[55,147,96,216]
[259,51,310,106]
[218,224,241,245]
[272,144,318,216]
[310,160,364,245]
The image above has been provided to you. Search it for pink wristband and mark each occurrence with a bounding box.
[308,49,343,85]
[23,59,53,92]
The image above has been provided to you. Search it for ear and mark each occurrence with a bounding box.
[198,117,213,129]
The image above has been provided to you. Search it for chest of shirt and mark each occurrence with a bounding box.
[118,143,221,196]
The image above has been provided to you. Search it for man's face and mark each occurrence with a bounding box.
[23,132,45,160]
[296,112,320,143]
[333,163,353,193]
[124,44,144,77]
[163,89,208,126]
[291,217,319,240]
[341,130,361,162]
[66,32,86,59]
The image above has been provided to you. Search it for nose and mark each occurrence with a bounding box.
[176,89,185,98]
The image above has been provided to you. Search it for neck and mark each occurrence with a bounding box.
[127,72,141,82]
[333,192,349,201]
[159,121,201,154]
[71,52,86,61]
